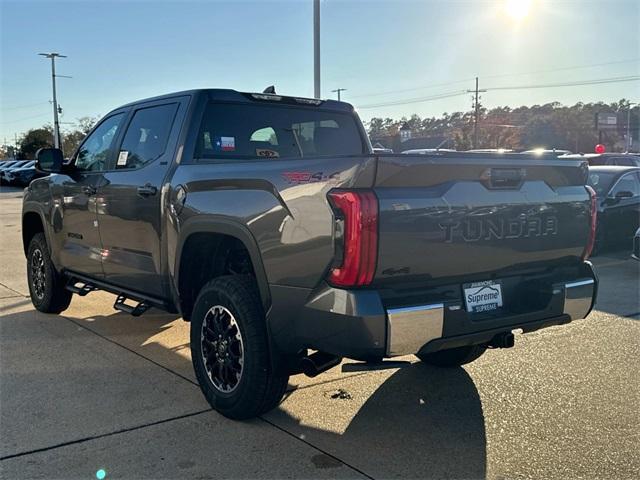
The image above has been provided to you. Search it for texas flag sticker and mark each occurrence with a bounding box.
[215,136,236,152]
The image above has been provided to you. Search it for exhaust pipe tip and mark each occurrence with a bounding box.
[300,352,342,378]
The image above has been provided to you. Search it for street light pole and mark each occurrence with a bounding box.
[39,52,66,149]
[627,103,637,152]
[313,0,320,99]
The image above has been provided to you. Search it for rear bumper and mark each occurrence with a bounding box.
[393,276,595,356]
[267,261,598,360]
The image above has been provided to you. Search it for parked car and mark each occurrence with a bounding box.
[0,160,20,172]
[522,148,572,156]
[0,160,30,184]
[632,228,640,261]
[587,166,640,253]
[24,88,597,420]
[5,161,47,186]
[467,148,513,153]
[561,153,640,167]
[401,148,457,154]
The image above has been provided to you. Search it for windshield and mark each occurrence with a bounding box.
[588,171,618,197]
[196,102,365,160]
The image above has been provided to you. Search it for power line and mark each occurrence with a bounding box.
[350,78,475,99]
[486,75,640,91]
[357,90,469,109]
[356,75,640,109]
[1,101,50,111]
[0,112,50,124]
[482,57,640,80]
[350,58,639,100]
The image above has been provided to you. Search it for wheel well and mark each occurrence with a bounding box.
[22,212,44,254]
[178,233,256,321]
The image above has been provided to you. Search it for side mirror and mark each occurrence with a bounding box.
[35,148,64,173]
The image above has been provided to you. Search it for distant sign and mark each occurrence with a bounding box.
[595,112,618,131]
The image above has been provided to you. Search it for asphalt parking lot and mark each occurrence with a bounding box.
[0,185,638,480]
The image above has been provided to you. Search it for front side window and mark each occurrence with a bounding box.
[610,173,640,198]
[117,103,178,169]
[195,103,364,160]
[75,113,124,172]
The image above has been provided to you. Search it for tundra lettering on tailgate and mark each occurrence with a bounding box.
[439,215,558,243]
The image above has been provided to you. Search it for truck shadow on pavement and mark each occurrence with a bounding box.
[272,362,486,479]
[77,309,487,478]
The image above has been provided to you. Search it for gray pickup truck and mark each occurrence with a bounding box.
[24,89,598,419]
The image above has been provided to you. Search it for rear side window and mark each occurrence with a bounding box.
[117,103,178,169]
[195,103,364,160]
[612,157,636,166]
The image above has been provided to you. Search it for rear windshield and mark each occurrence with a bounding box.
[195,102,365,160]
[588,171,618,196]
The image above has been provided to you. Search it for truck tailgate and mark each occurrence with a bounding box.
[373,154,591,285]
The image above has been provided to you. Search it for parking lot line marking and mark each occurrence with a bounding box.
[62,315,200,387]
[0,409,212,462]
[259,415,376,480]
[0,281,26,297]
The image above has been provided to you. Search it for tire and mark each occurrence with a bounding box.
[190,275,289,420]
[417,344,486,368]
[26,232,72,314]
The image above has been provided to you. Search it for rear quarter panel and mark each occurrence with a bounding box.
[168,155,377,288]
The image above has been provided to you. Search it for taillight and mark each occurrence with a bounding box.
[582,185,598,260]
[327,189,378,287]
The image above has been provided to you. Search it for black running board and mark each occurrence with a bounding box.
[66,280,97,296]
[63,270,171,316]
[114,294,151,317]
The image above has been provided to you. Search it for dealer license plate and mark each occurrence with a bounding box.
[463,280,503,313]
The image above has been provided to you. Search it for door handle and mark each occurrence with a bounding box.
[137,184,158,197]
[82,185,97,196]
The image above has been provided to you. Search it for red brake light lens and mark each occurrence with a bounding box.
[582,185,598,260]
[327,189,378,287]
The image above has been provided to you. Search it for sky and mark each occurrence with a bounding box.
[1,0,639,144]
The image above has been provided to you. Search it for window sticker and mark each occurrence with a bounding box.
[215,136,236,152]
[256,148,279,158]
[117,150,129,166]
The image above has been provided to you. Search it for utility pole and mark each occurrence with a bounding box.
[313,0,320,99]
[627,103,637,152]
[39,52,66,149]
[331,88,346,101]
[467,77,486,149]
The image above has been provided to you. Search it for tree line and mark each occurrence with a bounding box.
[2,99,636,160]
[2,116,97,160]
[367,99,636,152]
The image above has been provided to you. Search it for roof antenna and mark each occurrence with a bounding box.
[263,85,276,94]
